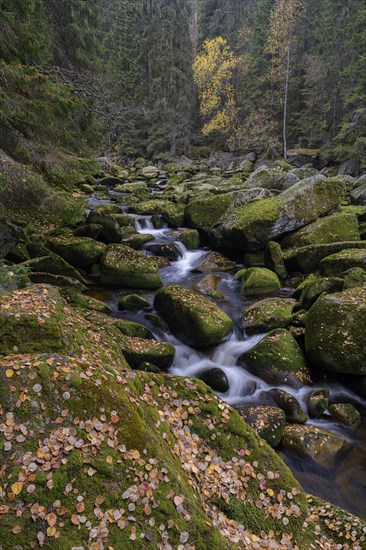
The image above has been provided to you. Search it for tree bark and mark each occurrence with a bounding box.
[283,45,290,160]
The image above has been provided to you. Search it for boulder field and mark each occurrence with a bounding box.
[0,284,365,549]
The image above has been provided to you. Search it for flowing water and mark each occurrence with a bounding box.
[87,194,366,520]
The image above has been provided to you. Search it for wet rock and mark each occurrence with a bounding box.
[264,241,287,279]
[210,176,346,252]
[130,200,184,227]
[239,329,311,388]
[307,388,330,418]
[154,284,233,349]
[197,252,235,273]
[238,406,286,447]
[280,212,360,249]
[243,297,297,333]
[113,213,136,227]
[118,294,150,311]
[46,236,106,269]
[284,241,366,273]
[269,389,308,423]
[100,244,162,289]
[305,287,366,375]
[328,403,361,428]
[199,368,229,393]
[145,242,183,261]
[320,248,366,276]
[169,229,201,250]
[282,425,347,467]
[87,211,122,243]
[118,334,175,369]
[113,319,153,339]
[241,267,281,297]
[144,313,164,330]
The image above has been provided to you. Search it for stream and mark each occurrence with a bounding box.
[87,193,366,521]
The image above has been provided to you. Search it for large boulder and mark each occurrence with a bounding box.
[47,236,106,269]
[87,211,122,243]
[247,166,299,191]
[351,183,366,205]
[118,334,175,369]
[284,241,366,273]
[237,406,286,447]
[100,244,162,288]
[280,212,360,249]
[210,176,346,252]
[305,287,366,375]
[154,284,233,348]
[239,329,311,388]
[185,194,232,234]
[319,248,366,276]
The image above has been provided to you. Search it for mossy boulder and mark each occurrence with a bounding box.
[122,233,154,249]
[307,388,330,418]
[47,236,106,269]
[22,252,85,283]
[0,285,73,355]
[169,228,201,250]
[73,223,103,240]
[118,334,175,369]
[210,177,346,252]
[284,241,366,274]
[298,276,344,309]
[87,211,122,243]
[282,425,347,467]
[154,284,233,349]
[197,251,236,273]
[185,194,232,234]
[129,200,184,227]
[351,182,366,204]
[100,244,162,289]
[320,248,366,276]
[328,403,361,428]
[280,212,360,249]
[242,297,297,333]
[269,389,308,423]
[118,294,150,311]
[247,166,299,191]
[113,213,136,227]
[27,272,86,291]
[239,329,311,388]
[241,267,281,297]
[238,406,286,447]
[92,203,122,215]
[264,241,287,279]
[305,287,366,375]
[343,267,366,289]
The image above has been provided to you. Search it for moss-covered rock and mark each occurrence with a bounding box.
[239,405,286,447]
[343,267,366,289]
[269,389,308,423]
[47,236,106,269]
[185,193,232,234]
[280,212,360,249]
[154,284,233,349]
[73,223,103,240]
[197,251,236,273]
[100,244,162,289]
[122,233,154,249]
[129,199,184,227]
[320,248,366,276]
[22,252,86,283]
[113,213,136,227]
[87,211,122,243]
[284,241,366,273]
[328,403,361,428]
[239,329,311,388]
[247,166,299,191]
[118,293,150,311]
[307,388,330,418]
[92,203,122,215]
[27,272,87,291]
[210,177,346,252]
[264,241,287,279]
[169,228,201,249]
[241,267,281,297]
[98,175,125,186]
[298,276,344,309]
[0,285,73,355]
[305,287,366,374]
[282,425,347,467]
[243,297,297,333]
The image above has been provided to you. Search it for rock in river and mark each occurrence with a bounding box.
[100,244,162,288]
[154,284,233,349]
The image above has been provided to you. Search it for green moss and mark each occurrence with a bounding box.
[243,297,296,333]
[185,193,232,234]
[100,244,162,288]
[241,267,281,297]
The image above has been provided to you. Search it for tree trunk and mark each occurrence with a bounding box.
[283,45,290,160]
